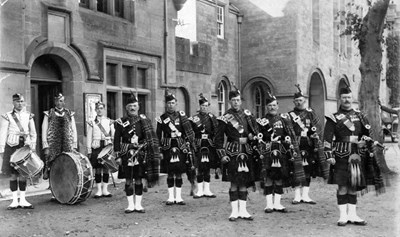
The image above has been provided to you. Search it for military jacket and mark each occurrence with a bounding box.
[214,108,258,158]
[323,107,371,155]
[0,110,37,153]
[87,116,115,153]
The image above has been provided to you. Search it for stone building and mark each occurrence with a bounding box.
[0,0,188,154]
[231,0,389,122]
[0,0,394,159]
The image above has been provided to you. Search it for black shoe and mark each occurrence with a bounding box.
[274,208,287,213]
[204,194,217,198]
[193,195,203,199]
[239,216,254,221]
[292,200,301,205]
[348,220,367,226]
[175,201,186,205]
[228,217,237,222]
[93,195,102,199]
[20,205,34,209]
[124,209,135,214]
[302,200,317,205]
[135,209,146,213]
[337,221,347,226]
[6,205,19,210]
[166,201,174,206]
[102,194,112,198]
[264,208,273,213]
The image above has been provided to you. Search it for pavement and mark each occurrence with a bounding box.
[0,141,398,202]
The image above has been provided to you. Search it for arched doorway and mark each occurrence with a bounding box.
[309,71,326,126]
[337,76,350,108]
[175,87,190,114]
[216,76,231,116]
[241,77,273,117]
[30,54,72,154]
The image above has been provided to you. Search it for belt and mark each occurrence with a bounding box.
[196,134,209,139]
[336,135,359,143]
[228,137,248,145]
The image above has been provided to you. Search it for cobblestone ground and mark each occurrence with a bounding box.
[0,143,399,237]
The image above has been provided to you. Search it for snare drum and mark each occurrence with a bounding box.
[10,146,44,178]
[50,152,93,204]
[97,144,118,173]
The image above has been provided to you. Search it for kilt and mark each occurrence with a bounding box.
[222,152,254,187]
[1,139,25,175]
[163,139,186,174]
[90,141,106,169]
[118,151,146,180]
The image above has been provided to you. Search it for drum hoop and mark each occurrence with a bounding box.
[10,146,31,164]
[98,145,114,159]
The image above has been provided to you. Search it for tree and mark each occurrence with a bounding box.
[342,0,393,173]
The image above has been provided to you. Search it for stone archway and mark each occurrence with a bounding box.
[176,86,190,114]
[308,70,326,126]
[337,76,350,108]
[242,76,274,117]
[26,39,88,151]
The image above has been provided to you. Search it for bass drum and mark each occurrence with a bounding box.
[50,152,94,204]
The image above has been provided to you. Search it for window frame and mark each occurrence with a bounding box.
[217,81,227,116]
[105,57,152,119]
[216,5,224,39]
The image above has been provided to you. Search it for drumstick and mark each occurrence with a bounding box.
[110,171,116,187]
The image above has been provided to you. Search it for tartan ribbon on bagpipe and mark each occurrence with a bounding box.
[140,117,161,187]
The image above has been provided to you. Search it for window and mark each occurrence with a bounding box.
[137,68,147,88]
[255,87,262,118]
[312,0,320,45]
[79,0,89,8]
[81,0,133,22]
[114,0,124,18]
[333,0,339,52]
[217,81,227,116]
[122,65,133,88]
[106,63,117,86]
[105,58,152,118]
[107,91,117,119]
[97,0,108,13]
[217,6,224,39]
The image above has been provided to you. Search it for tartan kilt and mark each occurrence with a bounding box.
[117,151,146,179]
[90,141,107,169]
[222,152,254,187]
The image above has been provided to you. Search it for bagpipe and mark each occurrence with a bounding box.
[127,142,148,166]
[183,141,197,184]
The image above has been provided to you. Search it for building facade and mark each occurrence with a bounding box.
[0,0,185,154]
[232,0,390,122]
[0,0,395,159]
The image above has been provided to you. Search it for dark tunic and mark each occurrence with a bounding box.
[258,113,304,187]
[114,114,161,184]
[288,107,329,180]
[156,111,195,174]
[190,111,219,171]
[323,107,384,192]
[214,108,259,186]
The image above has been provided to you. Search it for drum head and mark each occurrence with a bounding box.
[10,146,30,164]
[50,153,79,204]
[98,144,113,159]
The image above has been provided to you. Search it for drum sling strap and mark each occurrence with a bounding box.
[11,111,26,136]
[95,118,110,137]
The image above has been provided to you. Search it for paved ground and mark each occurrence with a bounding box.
[0,142,399,237]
